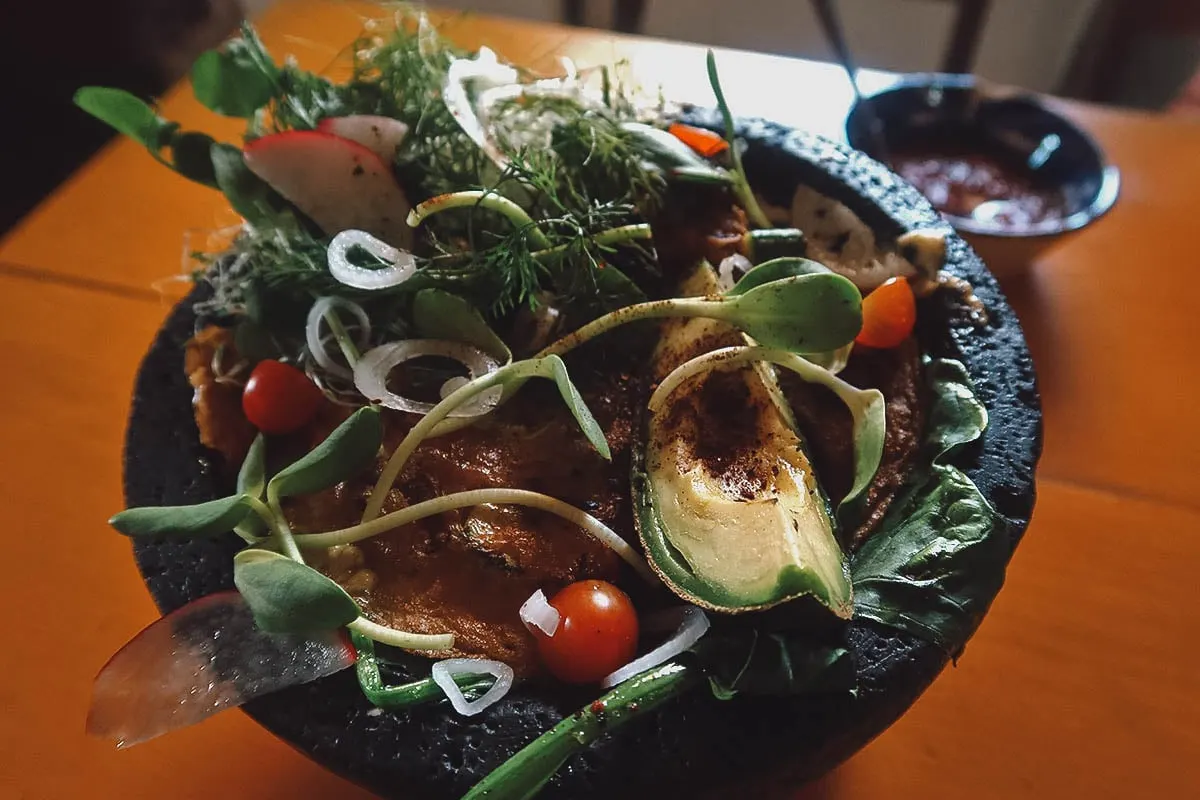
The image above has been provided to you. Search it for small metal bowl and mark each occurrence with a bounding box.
[846,74,1120,273]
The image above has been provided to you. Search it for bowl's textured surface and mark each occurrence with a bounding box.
[124,116,1042,799]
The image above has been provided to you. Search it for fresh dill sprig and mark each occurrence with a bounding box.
[194,12,679,344]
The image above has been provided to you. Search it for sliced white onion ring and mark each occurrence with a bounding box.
[353,340,501,417]
[716,253,753,292]
[444,47,519,167]
[519,590,561,637]
[431,658,514,716]
[601,606,710,689]
[305,296,371,380]
[327,229,417,290]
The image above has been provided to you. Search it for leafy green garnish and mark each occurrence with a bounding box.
[73,88,218,189]
[233,434,269,540]
[73,87,177,151]
[209,142,293,229]
[190,37,277,118]
[714,273,863,352]
[541,270,863,359]
[704,50,770,228]
[538,355,611,461]
[413,289,513,364]
[852,465,1005,653]
[233,549,360,634]
[169,132,220,187]
[267,406,382,501]
[924,359,990,458]
[692,629,854,700]
[850,359,1006,654]
[237,434,267,498]
[109,495,254,539]
[726,257,830,296]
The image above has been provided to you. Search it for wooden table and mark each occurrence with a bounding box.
[2,1,1197,797]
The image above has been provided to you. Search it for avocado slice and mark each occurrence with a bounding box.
[633,262,853,617]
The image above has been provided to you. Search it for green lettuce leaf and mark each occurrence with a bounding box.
[691,628,854,700]
[850,359,1008,654]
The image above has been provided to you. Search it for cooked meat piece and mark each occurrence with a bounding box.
[780,337,925,550]
[184,326,256,471]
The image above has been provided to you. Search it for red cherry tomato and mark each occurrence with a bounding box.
[855,276,917,349]
[534,580,639,684]
[241,360,325,435]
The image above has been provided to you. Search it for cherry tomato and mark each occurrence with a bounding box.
[855,276,917,349]
[241,360,325,435]
[534,580,639,684]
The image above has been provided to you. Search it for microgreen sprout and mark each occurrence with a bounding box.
[407,190,552,249]
[538,268,864,360]
[705,50,771,228]
[361,355,612,522]
[300,487,654,582]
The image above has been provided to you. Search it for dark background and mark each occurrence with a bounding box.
[0,0,238,234]
[1,0,1196,240]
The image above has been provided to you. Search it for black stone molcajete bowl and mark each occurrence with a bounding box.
[123,115,1042,798]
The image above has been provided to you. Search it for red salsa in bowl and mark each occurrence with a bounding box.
[890,149,1069,231]
[846,75,1119,270]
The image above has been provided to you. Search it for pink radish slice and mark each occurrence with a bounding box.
[317,115,409,164]
[87,591,355,748]
[243,130,413,248]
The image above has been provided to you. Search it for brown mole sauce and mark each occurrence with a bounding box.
[779,337,926,549]
[890,148,1068,230]
[283,361,642,676]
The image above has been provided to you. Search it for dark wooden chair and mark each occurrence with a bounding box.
[1060,0,1200,103]
[560,0,993,73]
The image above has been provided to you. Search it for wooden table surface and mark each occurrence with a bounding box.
[2,1,1197,798]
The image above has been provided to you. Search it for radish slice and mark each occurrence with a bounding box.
[431,658,514,716]
[601,606,709,689]
[327,229,418,291]
[353,340,500,417]
[519,589,561,637]
[243,130,413,248]
[306,296,371,380]
[87,592,354,748]
[316,115,409,164]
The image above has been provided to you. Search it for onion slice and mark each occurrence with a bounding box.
[444,47,519,167]
[519,589,560,637]
[601,606,710,689]
[327,229,417,290]
[431,658,514,716]
[716,252,752,292]
[305,296,371,380]
[353,340,501,417]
